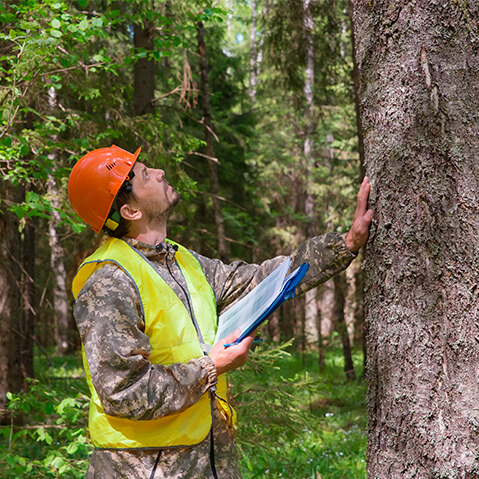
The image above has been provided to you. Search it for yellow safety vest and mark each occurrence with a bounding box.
[72,237,231,449]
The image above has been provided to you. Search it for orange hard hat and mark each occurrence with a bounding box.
[68,145,141,233]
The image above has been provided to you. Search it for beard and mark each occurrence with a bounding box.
[144,189,180,224]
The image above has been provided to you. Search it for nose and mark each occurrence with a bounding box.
[155,169,165,181]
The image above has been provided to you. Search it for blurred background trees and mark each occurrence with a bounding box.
[0,0,362,424]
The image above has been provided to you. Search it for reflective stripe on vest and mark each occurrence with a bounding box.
[72,237,231,449]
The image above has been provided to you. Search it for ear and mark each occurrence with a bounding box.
[120,203,143,221]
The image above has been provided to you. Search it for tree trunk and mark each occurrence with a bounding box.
[344,255,361,346]
[347,0,366,178]
[197,20,229,263]
[302,0,319,350]
[319,278,335,339]
[249,0,258,102]
[21,188,35,380]
[304,287,319,349]
[333,274,355,381]
[133,21,155,116]
[47,87,70,355]
[47,174,70,355]
[351,1,479,475]
[0,180,24,423]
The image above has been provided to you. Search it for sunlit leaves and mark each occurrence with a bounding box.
[1,378,91,478]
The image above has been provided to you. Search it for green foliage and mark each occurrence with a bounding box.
[0,352,91,478]
[231,343,367,479]
[0,378,91,478]
[0,346,366,478]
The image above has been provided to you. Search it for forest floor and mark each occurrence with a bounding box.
[0,341,367,478]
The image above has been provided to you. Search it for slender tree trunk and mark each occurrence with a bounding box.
[319,278,335,339]
[197,20,229,263]
[302,0,319,350]
[47,174,70,355]
[302,0,315,238]
[344,256,360,346]
[348,0,366,179]
[249,0,258,102]
[133,21,155,116]
[21,186,35,379]
[304,287,319,349]
[351,1,479,475]
[0,180,24,423]
[47,87,70,355]
[225,0,233,56]
[333,274,355,381]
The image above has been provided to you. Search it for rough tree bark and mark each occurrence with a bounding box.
[351,1,479,476]
[197,20,229,263]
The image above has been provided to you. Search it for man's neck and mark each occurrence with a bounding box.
[129,223,168,246]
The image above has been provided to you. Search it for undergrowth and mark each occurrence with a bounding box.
[231,340,367,479]
[0,343,367,478]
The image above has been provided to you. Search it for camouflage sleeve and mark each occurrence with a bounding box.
[195,232,355,314]
[74,263,218,420]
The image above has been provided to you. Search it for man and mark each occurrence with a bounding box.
[68,145,373,479]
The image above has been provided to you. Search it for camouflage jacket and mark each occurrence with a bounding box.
[73,232,355,479]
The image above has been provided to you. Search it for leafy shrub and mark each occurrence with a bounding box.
[0,379,91,478]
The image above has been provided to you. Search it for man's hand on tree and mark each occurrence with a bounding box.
[345,176,374,254]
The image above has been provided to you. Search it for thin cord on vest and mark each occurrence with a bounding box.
[165,256,209,356]
[210,428,219,479]
[166,247,219,477]
[149,450,162,479]
[213,390,234,428]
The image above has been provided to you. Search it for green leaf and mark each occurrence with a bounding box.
[26,191,40,203]
[50,29,62,38]
[66,442,79,454]
[72,222,85,233]
[20,143,30,156]
[45,402,54,415]
[78,19,89,31]
[51,19,61,29]
[36,427,53,445]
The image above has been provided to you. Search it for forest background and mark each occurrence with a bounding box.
[0,0,368,477]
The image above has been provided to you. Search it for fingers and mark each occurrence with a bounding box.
[356,176,371,213]
[223,329,241,343]
[210,329,253,375]
[364,208,374,224]
[223,329,254,352]
[345,176,373,253]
